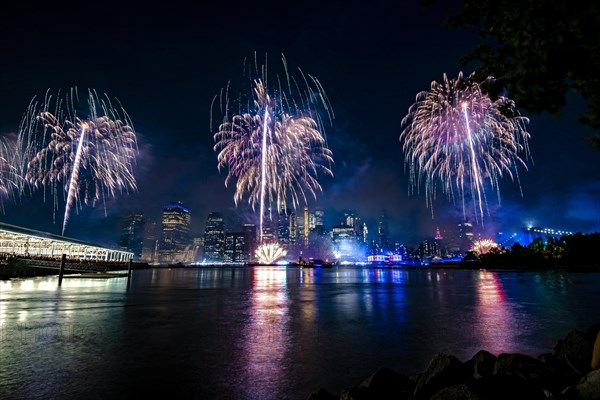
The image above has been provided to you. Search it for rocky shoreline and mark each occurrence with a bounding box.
[307,324,600,400]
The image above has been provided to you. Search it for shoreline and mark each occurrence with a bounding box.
[2,261,600,280]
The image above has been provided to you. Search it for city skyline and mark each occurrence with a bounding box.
[117,201,576,265]
[1,1,599,248]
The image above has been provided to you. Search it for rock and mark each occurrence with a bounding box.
[574,369,600,400]
[538,353,556,364]
[340,367,413,400]
[555,330,593,374]
[414,353,468,400]
[494,353,543,380]
[467,374,546,400]
[431,384,480,400]
[466,350,497,379]
[531,353,580,396]
[307,388,338,400]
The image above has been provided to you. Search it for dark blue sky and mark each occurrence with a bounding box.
[1,0,599,247]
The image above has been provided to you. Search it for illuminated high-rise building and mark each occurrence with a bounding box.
[303,206,310,247]
[243,224,257,261]
[332,225,358,260]
[204,212,225,262]
[159,202,192,263]
[458,220,474,252]
[289,212,297,244]
[119,213,145,261]
[224,232,247,263]
[141,220,157,263]
[378,210,390,252]
[278,207,291,244]
[342,210,356,229]
[314,208,324,229]
[361,222,368,245]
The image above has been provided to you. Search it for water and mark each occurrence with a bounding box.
[1,267,598,399]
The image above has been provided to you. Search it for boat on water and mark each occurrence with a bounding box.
[299,258,333,268]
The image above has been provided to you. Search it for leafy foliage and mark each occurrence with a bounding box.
[435,0,600,148]
[471,232,600,268]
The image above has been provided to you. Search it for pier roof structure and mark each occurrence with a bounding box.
[0,222,133,262]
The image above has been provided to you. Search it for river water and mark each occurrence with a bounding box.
[1,266,598,399]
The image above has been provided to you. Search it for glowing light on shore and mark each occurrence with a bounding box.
[255,243,287,265]
[400,72,530,223]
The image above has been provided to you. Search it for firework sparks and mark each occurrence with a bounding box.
[471,239,499,255]
[213,54,334,242]
[24,88,138,235]
[400,72,530,223]
[0,128,34,209]
[255,242,287,265]
[0,139,16,205]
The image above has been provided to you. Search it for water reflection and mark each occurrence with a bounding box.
[240,267,291,399]
[474,271,518,353]
[1,267,599,399]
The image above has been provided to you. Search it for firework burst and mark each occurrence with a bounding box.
[255,242,287,265]
[24,88,138,235]
[0,127,35,209]
[213,54,334,242]
[400,72,530,223]
[0,139,17,206]
[471,239,499,255]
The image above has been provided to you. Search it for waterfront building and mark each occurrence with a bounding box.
[303,206,310,247]
[141,220,157,263]
[243,224,257,261]
[204,212,225,262]
[419,238,439,260]
[361,222,368,245]
[332,225,358,260]
[119,213,145,261]
[378,210,390,252]
[0,222,133,262]
[314,208,324,229]
[289,212,297,244]
[224,232,247,262]
[159,201,192,263]
[278,207,290,244]
[458,220,474,252]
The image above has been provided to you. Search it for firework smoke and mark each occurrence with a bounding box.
[24,88,138,235]
[213,54,334,242]
[400,72,530,224]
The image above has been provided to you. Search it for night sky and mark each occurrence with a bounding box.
[1,0,599,247]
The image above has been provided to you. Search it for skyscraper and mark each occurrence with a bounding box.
[278,207,290,244]
[141,220,157,263]
[303,206,310,247]
[159,201,192,263]
[204,212,225,262]
[378,210,390,252]
[289,212,297,244]
[224,232,247,262]
[119,213,145,261]
[243,223,257,261]
[458,220,474,252]
[332,224,357,260]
